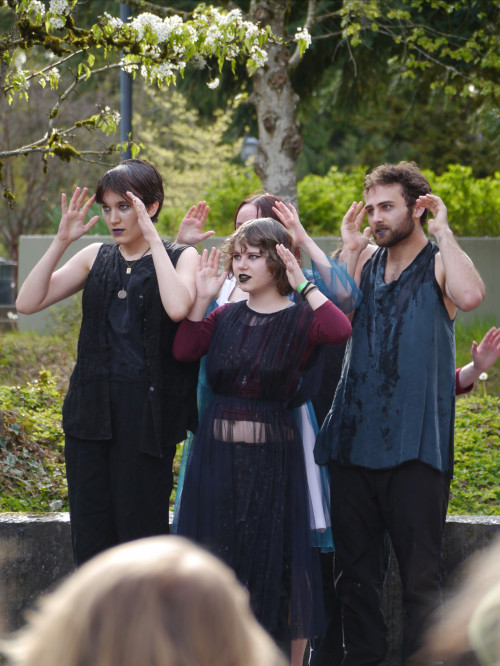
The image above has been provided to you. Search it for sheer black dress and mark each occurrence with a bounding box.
[173,299,351,641]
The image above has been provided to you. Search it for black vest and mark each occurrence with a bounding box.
[62,241,199,456]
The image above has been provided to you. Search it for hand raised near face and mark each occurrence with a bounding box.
[195,247,228,301]
[276,243,305,291]
[341,201,370,252]
[176,202,214,245]
[57,187,99,244]
[416,194,450,241]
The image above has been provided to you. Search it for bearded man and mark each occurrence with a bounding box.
[316,161,485,665]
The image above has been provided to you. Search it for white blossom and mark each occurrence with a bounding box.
[38,66,61,87]
[49,0,68,15]
[130,13,184,44]
[479,373,488,381]
[49,16,65,30]
[25,0,45,17]
[295,27,312,50]
[206,77,220,89]
[103,13,123,31]
[250,46,268,68]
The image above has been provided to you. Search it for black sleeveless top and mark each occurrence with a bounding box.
[62,241,199,457]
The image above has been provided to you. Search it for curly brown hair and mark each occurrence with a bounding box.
[364,161,431,225]
[221,218,295,296]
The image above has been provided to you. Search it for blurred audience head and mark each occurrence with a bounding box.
[1,535,286,666]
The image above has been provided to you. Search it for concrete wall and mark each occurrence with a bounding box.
[1,512,499,665]
[16,236,499,334]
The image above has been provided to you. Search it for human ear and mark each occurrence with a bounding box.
[413,204,425,221]
[147,201,159,218]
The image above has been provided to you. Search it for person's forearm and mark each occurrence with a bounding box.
[338,246,363,280]
[436,229,485,311]
[187,295,213,322]
[309,300,352,345]
[16,237,70,314]
[150,238,196,321]
[457,362,481,391]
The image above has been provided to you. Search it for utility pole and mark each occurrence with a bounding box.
[120,4,132,160]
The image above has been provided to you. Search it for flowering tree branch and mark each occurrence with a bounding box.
[0,0,271,175]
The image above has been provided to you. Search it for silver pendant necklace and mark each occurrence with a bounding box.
[118,245,150,299]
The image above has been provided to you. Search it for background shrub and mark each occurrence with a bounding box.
[0,318,497,514]
[199,164,500,237]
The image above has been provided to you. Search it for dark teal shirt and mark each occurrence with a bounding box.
[315,242,456,474]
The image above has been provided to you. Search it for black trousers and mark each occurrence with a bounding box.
[65,382,176,566]
[309,551,344,666]
[331,461,450,665]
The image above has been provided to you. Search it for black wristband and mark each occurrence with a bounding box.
[301,284,318,300]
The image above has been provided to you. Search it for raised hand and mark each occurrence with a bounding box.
[195,247,228,301]
[471,327,500,373]
[341,201,369,252]
[176,202,214,245]
[272,201,308,247]
[57,187,99,244]
[125,191,161,245]
[416,193,450,240]
[276,243,306,291]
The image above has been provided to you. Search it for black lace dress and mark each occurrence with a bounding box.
[174,300,351,640]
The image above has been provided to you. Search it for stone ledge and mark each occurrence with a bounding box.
[1,513,499,663]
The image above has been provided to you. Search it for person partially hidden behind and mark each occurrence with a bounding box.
[315,161,486,664]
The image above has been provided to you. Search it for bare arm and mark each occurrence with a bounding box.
[16,188,99,313]
[127,192,200,322]
[272,201,362,311]
[457,327,500,389]
[417,194,485,315]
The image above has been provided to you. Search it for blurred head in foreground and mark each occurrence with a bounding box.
[421,535,500,666]
[1,535,286,666]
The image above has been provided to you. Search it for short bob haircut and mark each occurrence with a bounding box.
[1,536,286,666]
[363,161,431,225]
[220,217,295,297]
[95,158,164,222]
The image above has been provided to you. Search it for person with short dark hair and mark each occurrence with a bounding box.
[315,161,486,664]
[16,159,203,566]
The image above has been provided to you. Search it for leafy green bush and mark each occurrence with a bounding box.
[0,321,497,514]
[0,370,67,512]
[455,317,500,396]
[0,331,76,390]
[200,163,500,237]
[451,394,499,515]
[0,369,182,512]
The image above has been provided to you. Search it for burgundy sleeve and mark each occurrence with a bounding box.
[455,367,474,396]
[173,310,218,362]
[308,301,352,346]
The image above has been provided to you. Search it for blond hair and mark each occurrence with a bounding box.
[422,535,500,665]
[2,536,286,666]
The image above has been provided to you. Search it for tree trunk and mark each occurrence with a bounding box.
[249,0,302,207]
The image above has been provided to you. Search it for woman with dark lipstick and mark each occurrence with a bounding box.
[172,218,353,666]
[174,192,361,553]
[16,159,202,566]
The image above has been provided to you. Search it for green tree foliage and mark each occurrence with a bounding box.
[0,0,271,256]
[175,1,500,188]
